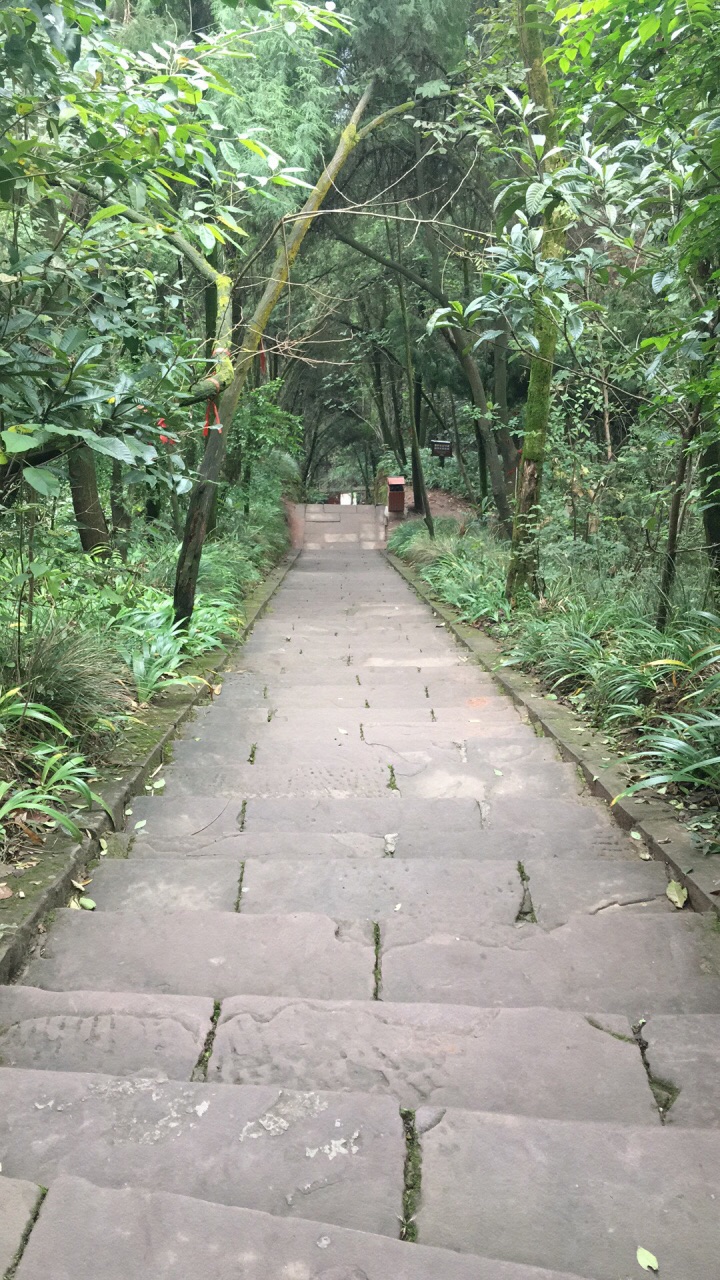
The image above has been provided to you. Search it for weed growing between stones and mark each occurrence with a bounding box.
[192,1001,222,1082]
[399,1109,421,1242]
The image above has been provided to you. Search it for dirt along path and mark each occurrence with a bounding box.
[1,503,720,1279]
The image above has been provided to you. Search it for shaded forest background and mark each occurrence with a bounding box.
[1,0,719,856]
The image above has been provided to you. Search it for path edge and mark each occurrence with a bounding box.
[0,550,300,984]
[386,550,719,917]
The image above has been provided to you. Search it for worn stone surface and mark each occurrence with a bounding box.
[210,997,655,1122]
[0,1176,42,1277]
[381,913,720,1014]
[523,858,671,928]
[8,510,720,1278]
[131,831,388,859]
[418,1109,720,1279]
[0,988,213,1078]
[240,859,523,924]
[26,912,375,1000]
[89,857,242,912]
[15,1176,589,1280]
[0,1072,403,1234]
[643,1015,720,1126]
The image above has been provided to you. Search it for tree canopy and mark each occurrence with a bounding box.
[2,0,720,851]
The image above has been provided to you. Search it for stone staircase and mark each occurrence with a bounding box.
[1,510,720,1279]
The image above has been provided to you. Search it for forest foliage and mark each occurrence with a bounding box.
[1,0,719,857]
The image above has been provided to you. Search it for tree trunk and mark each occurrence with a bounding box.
[68,446,110,557]
[450,331,512,535]
[656,409,699,631]
[110,459,131,559]
[173,84,412,624]
[493,320,519,483]
[700,435,720,590]
[505,0,564,603]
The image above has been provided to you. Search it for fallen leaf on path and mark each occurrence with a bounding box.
[639,849,652,861]
[666,880,688,909]
[630,831,642,841]
[636,1246,659,1272]
[79,897,96,910]
[0,884,13,900]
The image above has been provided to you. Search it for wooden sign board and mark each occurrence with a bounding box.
[430,439,453,458]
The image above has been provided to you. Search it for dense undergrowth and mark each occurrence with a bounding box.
[0,466,290,860]
[389,517,720,834]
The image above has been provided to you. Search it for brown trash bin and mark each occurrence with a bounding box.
[387,477,405,514]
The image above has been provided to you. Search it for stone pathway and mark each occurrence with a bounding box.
[2,504,720,1279]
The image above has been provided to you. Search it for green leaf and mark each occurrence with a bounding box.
[666,880,688,910]
[196,223,217,252]
[1,429,42,454]
[525,182,547,217]
[79,897,97,910]
[23,466,60,497]
[636,1247,659,1272]
[86,203,128,229]
[638,14,660,43]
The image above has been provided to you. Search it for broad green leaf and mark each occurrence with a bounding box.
[638,14,660,43]
[86,203,129,228]
[1,429,42,454]
[23,466,60,497]
[636,1246,659,1272]
[666,880,688,909]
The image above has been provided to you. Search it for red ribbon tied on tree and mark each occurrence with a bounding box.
[157,417,177,446]
[203,402,222,438]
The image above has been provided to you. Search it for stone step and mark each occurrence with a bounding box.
[0,1071,403,1235]
[89,856,242,911]
[162,739,579,804]
[26,911,375,1000]
[380,912,720,1016]
[209,997,656,1123]
[127,788,627,860]
[132,823,634,862]
[416,1109,720,1280]
[99,852,667,928]
[0,988,213,1078]
[131,831,389,859]
[92,858,524,926]
[0,1175,42,1277]
[521,857,670,927]
[643,1014,720,1126]
[14,1174,591,1280]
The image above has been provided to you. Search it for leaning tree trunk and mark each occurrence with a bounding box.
[68,446,110,557]
[656,411,698,631]
[172,84,413,625]
[505,0,564,603]
[700,433,720,592]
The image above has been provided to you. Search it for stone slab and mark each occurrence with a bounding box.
[380,913,720,1015]
[240,859,524,925]
[418,1109,720,1280]
[26,911,375,1000]
[131,831,388,859]
[643,1015,720,1126]
[523,858,671,928]
[243,796,485,836]
[0,1175,42,1277]
[211,997,655,1123]
[88,858,242,912]
[0,987,213,1079]
[0,1072,403,1235]
[16,1175,590,1280]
